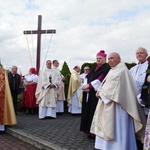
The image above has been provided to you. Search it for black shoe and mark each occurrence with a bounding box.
[39,118,46,120]
[87,134,95,140]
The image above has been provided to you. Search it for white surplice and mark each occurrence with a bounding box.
[68,91,81,114]
[39,105,56,118]
[95,93,137,150]
[56,100,64,113]
[67,70,82,114]
[130,61,149,114]
[0,125,5,131]
[130,61,148,95]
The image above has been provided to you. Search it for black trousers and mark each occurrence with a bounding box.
[11,90,18,114]
[136,140,143,150]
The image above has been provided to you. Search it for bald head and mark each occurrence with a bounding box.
[136,47,148,63]
[73,66,81,73]
[108,53,121,67]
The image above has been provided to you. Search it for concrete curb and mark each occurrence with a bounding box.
[6,127,68,150]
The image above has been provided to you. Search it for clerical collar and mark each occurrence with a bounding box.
[46,68,52,71]
[95,65,101,71]
[11,72,16,75]
[138,60,147,64]
[53,66,58,70]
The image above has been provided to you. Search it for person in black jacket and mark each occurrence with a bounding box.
[8,66,20,114]
[80,50,110,139]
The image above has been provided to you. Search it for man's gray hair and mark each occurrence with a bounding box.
[12,65,18,69]
[137,47,148,55]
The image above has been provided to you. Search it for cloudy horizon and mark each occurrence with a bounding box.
[0,0,150,74]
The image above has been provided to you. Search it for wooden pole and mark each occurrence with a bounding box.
[23,15,56,74]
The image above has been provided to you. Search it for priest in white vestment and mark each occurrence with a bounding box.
[129,47,150,149]
[36,60,60,119]
[53,60,66,113]
[80,66,90,84]
[78,66,90,102]
[67,66,82,114]
[130,47,149,115]
[90,53,146,150]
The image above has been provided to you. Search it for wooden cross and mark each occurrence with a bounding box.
[23,15,56,74]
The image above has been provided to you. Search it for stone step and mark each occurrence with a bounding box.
[6,127,67,150]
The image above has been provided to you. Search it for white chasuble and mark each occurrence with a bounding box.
[36,68,60,118]
[90,62,146,150]
[36,68,60,108]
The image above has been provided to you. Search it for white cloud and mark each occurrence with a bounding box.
[0,0,150,74]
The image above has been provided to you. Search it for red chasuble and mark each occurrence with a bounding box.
[0,69,5,124]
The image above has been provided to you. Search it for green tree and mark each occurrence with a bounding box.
[81,62,137,72]
[125,62,136,69]
[60,61,71,99]
[80,62,97,74]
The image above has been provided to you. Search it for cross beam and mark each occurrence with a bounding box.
[23,15,56,74]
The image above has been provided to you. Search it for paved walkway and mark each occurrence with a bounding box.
[5,112,94,150]
[0,132,39,150]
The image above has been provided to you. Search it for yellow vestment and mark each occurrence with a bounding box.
[0,68,17,125]
[67,70,81,106]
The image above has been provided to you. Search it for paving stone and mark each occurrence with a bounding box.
[5,112,95,150]
[0,132,39,150]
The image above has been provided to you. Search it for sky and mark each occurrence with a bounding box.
[0,0,150,74]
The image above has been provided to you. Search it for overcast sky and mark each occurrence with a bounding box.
[0,0,150,74]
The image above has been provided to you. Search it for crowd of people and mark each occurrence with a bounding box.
[0,47,150,150]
